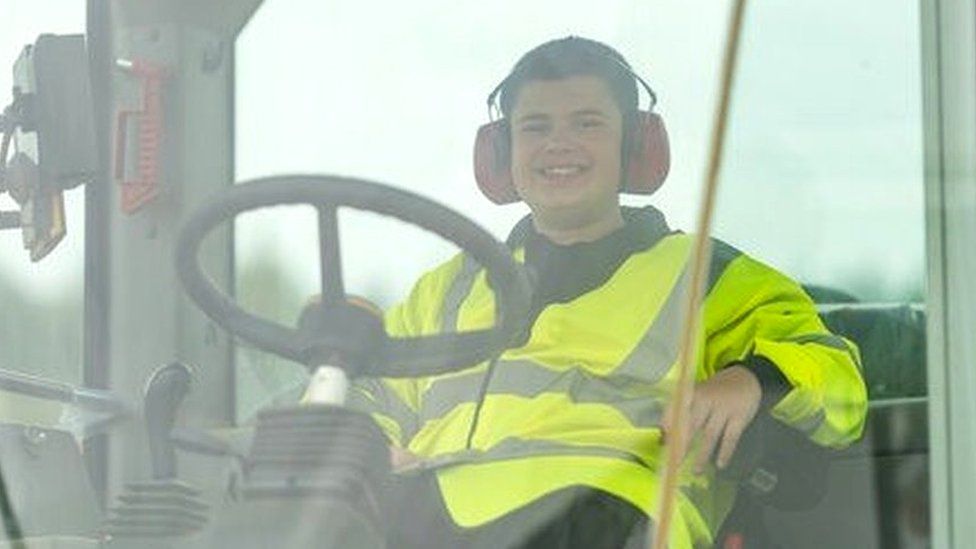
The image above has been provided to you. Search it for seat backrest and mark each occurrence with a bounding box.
[715,301,930,548]
[818,303,927,400]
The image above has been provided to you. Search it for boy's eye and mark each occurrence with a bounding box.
[578,118,605,129]
[520,122,549,134]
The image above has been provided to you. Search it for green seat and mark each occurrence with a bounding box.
[818,304,927,400]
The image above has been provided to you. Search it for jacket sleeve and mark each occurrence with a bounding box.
[702,249,868,448]
[346,254,466,447]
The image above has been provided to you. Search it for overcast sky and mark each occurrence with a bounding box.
[0,0,924,306]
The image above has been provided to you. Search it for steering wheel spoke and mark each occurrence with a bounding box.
[316,203,345,304]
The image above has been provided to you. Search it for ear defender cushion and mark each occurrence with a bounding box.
[473,120,518,204]
[623,111,670,195]
[473,111,671,205]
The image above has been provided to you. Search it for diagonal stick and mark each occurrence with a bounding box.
[650,0,750,547]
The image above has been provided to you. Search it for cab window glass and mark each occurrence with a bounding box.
[235,1,930,547]
[716,1,924,303]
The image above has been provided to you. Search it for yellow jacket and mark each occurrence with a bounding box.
[351,211,867,547]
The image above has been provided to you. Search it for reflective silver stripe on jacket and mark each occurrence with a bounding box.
[785,333,862,368]
[440,253,482,333]
[793,409,827,435]
[412,436,645,473]
[614,266,689,380]
[419,358,668,428]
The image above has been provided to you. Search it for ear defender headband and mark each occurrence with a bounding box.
[473,46,671,205]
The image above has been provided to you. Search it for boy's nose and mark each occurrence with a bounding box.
[543,128,576,153]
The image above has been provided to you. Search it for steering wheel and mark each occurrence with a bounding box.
[176,174,532,378]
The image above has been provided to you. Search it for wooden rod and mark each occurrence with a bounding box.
[650,0,750,547]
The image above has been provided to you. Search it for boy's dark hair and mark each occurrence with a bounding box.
[497,36,640,120]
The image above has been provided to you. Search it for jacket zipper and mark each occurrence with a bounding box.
[464,354,502,450]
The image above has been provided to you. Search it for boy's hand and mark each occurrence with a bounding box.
[661,365,762,473]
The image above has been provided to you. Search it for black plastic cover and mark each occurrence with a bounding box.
[11,34,97,191]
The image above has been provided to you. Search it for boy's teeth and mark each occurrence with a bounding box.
[544,166,582,176]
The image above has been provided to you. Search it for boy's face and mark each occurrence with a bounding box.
[509,75,624,224]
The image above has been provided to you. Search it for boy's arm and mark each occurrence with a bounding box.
[702,251,868,449]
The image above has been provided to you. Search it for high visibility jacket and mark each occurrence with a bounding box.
[351,220,867,548]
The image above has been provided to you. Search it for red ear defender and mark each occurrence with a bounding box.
[472,111,671,205]
[624,111,670,195]
[473,120,518,205]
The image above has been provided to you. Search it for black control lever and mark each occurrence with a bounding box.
[143,362,193,480]
[104,363,210,540]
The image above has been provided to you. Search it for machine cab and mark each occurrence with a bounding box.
[0,1,973,547]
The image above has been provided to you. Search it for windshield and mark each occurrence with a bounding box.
[0,0,945,548]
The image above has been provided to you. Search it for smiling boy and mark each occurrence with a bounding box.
[358,37,867,548]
